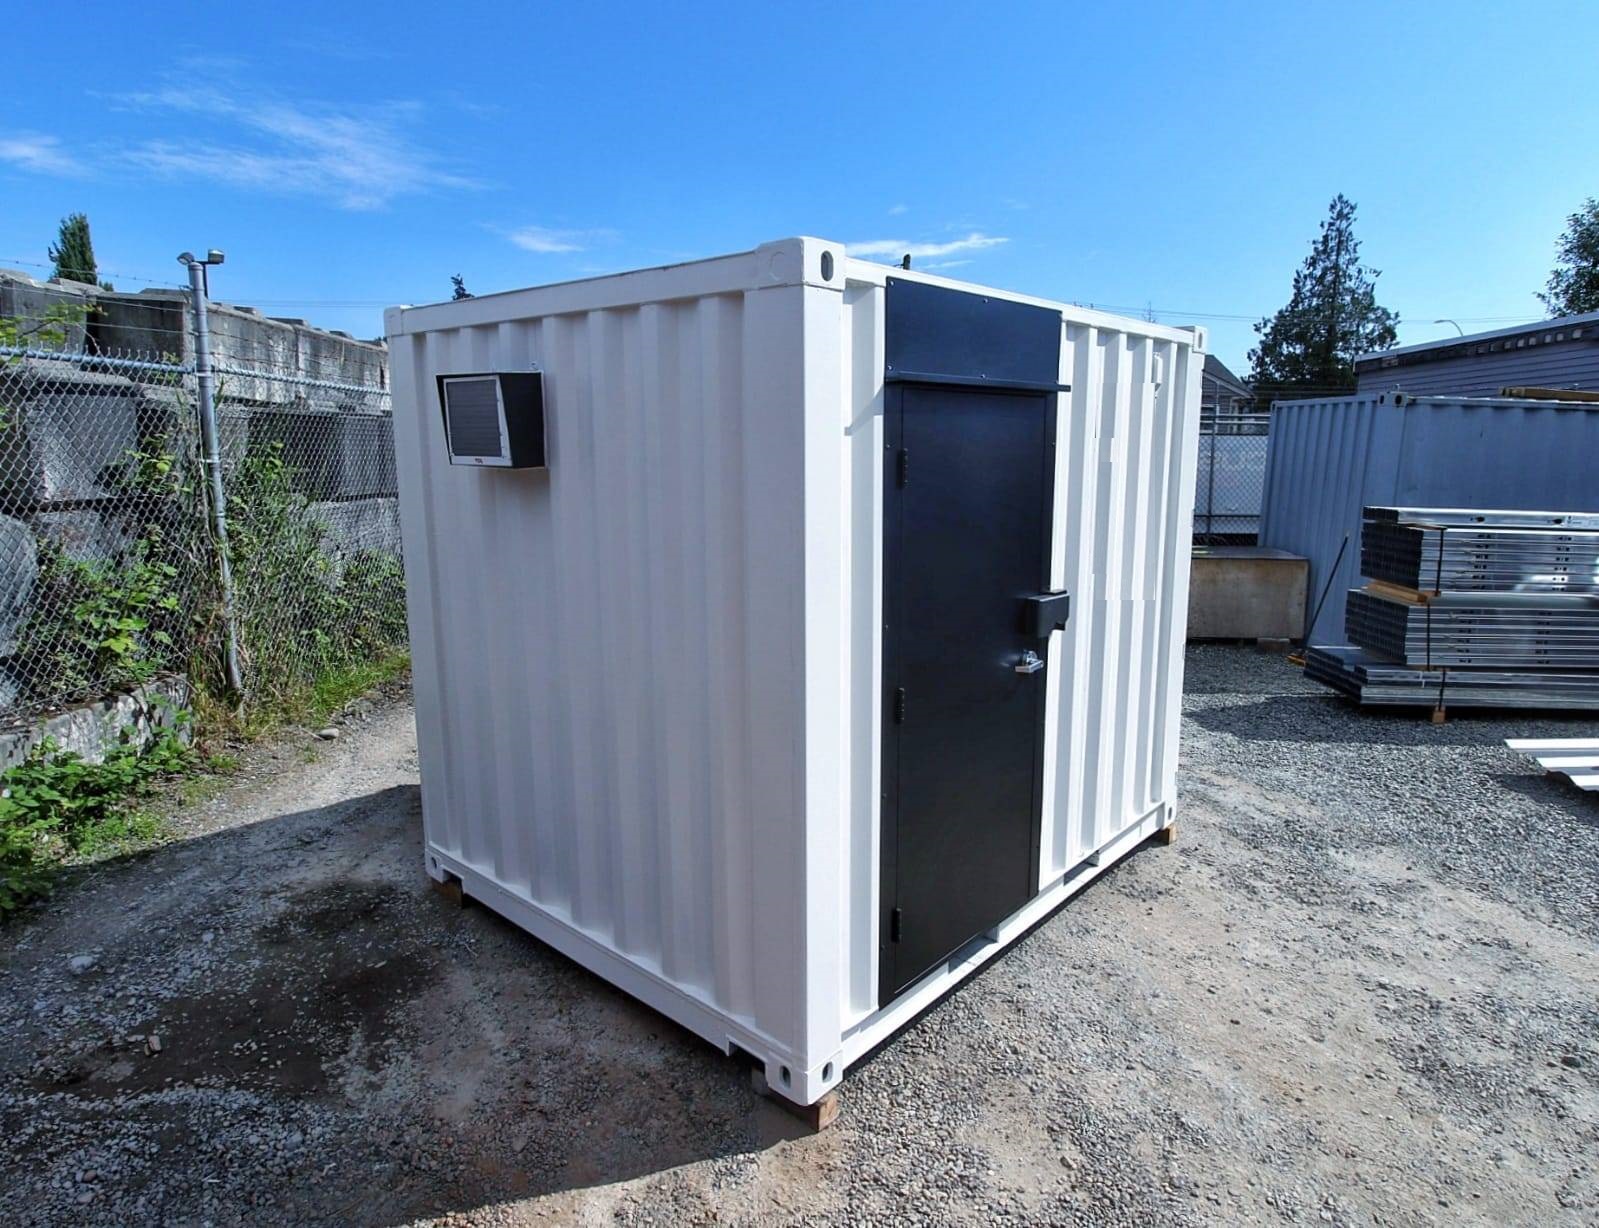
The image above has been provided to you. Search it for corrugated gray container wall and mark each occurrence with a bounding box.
[1259,393,1599,641]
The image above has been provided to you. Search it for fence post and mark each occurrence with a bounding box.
[184,255,244,695]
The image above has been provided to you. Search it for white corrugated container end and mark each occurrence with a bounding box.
[386,238,1204,1106]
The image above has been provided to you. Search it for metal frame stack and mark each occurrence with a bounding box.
[1306,508,1599,711]
[1504,738,1599,792]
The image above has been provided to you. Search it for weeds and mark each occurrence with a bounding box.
[0,722,196,916]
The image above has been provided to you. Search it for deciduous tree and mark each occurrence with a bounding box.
[1539,198,1599,317]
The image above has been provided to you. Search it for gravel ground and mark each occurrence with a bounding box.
[1,645,1595,1227]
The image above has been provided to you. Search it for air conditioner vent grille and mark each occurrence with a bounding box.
[444,377,505,459]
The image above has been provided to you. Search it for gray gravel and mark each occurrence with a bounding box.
[1,645,1594,1226]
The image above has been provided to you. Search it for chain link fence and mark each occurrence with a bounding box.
[0,306,403,731]
[1194,408,1270,544]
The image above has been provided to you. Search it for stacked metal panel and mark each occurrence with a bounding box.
[1307,507,1599,710]
[1504,738,1599,791]
[1306,645,1599,709]
[1345,589,1599,668]
[1361,517,1599,595]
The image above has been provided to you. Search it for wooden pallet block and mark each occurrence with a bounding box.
[429,874,466,907]
[1153,822,1177,846]
[750,1067,840,1131]
[1366,579,1436,605]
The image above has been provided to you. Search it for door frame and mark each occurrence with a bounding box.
[877,376,1061,1006]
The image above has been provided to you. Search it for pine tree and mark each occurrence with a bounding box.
[1248,195,1398,400]
[48,213,109,288]
[1539,198,1599,317]
[450,274,473,300]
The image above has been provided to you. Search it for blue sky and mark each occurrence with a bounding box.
[2,1,1594,374]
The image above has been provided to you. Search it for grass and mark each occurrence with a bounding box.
[307,648,411,726]
[192,650,411,740]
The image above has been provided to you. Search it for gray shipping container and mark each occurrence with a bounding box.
[1259,393,1599,641]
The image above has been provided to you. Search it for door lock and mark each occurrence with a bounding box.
[1014,650,1045,675]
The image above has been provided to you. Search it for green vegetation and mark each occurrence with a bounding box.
[0,310,411,919]
[16,538,185,702]
[223,441,409,721]
[1540,197,1599,317]
[48,212,111,290]
[0,723,196,916]
[1248,194,1399,401]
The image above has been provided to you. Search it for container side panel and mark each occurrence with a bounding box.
[1139,340,1180,809]
[1046,324,1200,878]
[738,287,807,1038]
[798,282,850,1059]
[393,283,811,1059]
[701,295,755,1018]
[391,333,454,863]
[842,283,886,1024]
[1153,342,1203,803]
[1049,324,1105,875]
[1260,396,1599,638]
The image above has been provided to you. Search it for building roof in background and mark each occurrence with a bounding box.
[1203,353,1251,397]
[1355,311,1599,369]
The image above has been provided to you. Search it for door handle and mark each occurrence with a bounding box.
[1020,591,1071,638]
[1014,650,1045,675]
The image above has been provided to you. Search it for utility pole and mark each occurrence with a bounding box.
[180,249,244,696]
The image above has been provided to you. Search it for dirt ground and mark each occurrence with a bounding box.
[1,646,1595,1226]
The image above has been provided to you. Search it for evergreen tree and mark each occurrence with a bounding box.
[48,213,111,289]
[450,274,473,300]
[1539,198,1599,317]
[1248,194,1398,400]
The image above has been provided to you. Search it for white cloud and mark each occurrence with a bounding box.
[0,133,84,176]
[504,225,616,254]
[114,83,477,210]
[888,203,909,216]
[848,231,1009,260]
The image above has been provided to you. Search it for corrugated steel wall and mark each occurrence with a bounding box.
[1044,322,1200,879]
[1260,394,1599,639]
[392,247,1203,1077]
[390,278,814,1054]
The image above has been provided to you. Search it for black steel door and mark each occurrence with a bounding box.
[880,381,1055,1003]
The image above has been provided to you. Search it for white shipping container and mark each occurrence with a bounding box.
[386,238,1205,1108]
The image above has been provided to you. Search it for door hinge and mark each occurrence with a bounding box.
[896,448,909,487]
[893,687,906,723]
[890,907,903,943]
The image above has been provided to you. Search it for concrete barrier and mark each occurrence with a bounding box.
[1187,547,1308,641]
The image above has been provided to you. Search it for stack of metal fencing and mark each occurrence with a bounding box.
[1306,507,1599,710]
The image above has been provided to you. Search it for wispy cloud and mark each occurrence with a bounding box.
[114,83,477,210]
[0,133,84,176]
[504,224,617,254]
[849,231,1009,260]
[888,203,909,216]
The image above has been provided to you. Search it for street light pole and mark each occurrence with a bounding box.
[181,250,244,696]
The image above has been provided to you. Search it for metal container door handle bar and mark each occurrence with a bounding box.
[1015,650,1045,674]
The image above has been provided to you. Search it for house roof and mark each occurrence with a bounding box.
[1355,311,1599,368]
[1203,353,1250,396]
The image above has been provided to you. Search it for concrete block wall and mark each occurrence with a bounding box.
[1,270,389,395]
